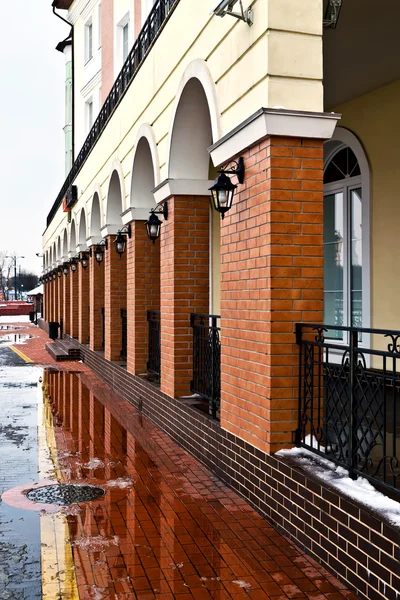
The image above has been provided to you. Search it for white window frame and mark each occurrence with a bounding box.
[98,4,102,49]
[85,19,93,64]
[86,98,94,133]
[115,12,131,74]
[141,0,155,25]
[323,127,371,359]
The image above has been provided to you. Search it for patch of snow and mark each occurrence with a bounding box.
[232,580,251,589]
[276,447,400,527]
[72,535,119,552]
[105,477,134,489]
[82,458,105,469]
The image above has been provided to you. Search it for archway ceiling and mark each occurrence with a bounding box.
[323,0,400,109]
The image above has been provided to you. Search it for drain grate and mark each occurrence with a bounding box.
[26,484,105,506]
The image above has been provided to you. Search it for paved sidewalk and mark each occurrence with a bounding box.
[4,320,359,600]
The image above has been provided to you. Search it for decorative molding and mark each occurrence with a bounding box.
[100,224,119,237]
[209,107,341,167]
[121,207,149,224]
[153,179,214,204]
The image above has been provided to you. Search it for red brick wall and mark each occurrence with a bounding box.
[127,221,160,375]
[134,0,142,38]
[63,273,71,335]
[78,262,90,344]
[220,136,324,454]
[70,270,79,338]
[57,276,63,326]
[89,256,105,351]
[101,0,114,103]
[104,237,127,361]
[160,196,210,398]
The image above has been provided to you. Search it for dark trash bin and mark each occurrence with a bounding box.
[48,322,60,340]
[29,311,35,323]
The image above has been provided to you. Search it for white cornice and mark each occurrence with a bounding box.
[80,69,102,98]
[209,108,341,168]
[69,0,100,25]
[153,179,214,204]
[121,207,150,224]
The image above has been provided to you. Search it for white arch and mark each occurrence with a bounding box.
[105,159,125,225]
[131,124,160,189]
[167,60,221,180]
[52,242,57,266]
[57,236,61,261]
[69,219,77,253]
[62,228,68,258]
[129,125,160,216]
[88,185,103,237]
[78,208,88,247]
[324,126,371,331]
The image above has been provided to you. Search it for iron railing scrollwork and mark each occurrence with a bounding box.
[147,310,160,378]
[46,0,179,228]
[296,323,400,496]
[190,313,221,419]
[120,309,127,360]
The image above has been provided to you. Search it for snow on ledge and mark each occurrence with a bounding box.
[276,446,400,528]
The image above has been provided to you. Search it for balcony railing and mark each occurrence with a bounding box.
[46,0,179,228]
[121,309,127,360]
[147,310,160,377]
[190,313,220,419]
[296,323,400,496]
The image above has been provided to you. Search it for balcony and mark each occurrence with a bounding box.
[190,313,220,419]
[296,323,400,497]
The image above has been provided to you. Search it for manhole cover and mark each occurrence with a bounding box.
[26,484,105,506]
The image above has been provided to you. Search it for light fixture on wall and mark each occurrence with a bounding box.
[210,0,253,26]
[90,239,108,264]
[57,267,62,278]
[63,263,69,275]
[145,203,168,244]
[80,251,89,269]
[114,224,131,257]
[323,0,342,29]
[52,271,57,280]
[209,157,245,219]
[70,256,78,272]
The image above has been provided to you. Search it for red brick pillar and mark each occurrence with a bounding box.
[70,269,79,338]
[63,272,71,335]
[78,262,90,344]
[89,256,105,351]
[104,237,127,361]
[57,275,63,325]
[52,279,57,322]
[220,136,324,454]
[47,280,53,321]
[160,196,210,398]
[43,282,48,321]
[127,222,160,375]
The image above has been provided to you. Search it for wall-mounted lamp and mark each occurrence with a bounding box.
[89,239,108,264]
[209,157,245,219]
[70,256,78,272]
[145,203,168,244]
[52,271,57,281]
[323,0,342,29]
[63,262,69,275]
[80,251,89,269]
[210,0,253,26]
[114,224,131,257]
[57,267,62,278]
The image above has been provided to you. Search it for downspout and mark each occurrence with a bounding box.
[52,1,75,163]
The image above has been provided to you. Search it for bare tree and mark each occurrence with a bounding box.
[0,252,12,300]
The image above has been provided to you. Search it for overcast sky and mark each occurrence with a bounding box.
[0,1,68,275]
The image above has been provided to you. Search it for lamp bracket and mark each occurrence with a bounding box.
[323,0,342,29]
[117,223,132,238]
[89,238,107,256]
[152,202,168,221]
[213,1,253,26]
[219,156,245,185]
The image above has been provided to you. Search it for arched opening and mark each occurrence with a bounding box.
[62,229,68,258]
[130,137,157,212]
[106,170,124,227]
[78,209,87,248]
[69,220,77,254]
[90,193,102,238]
[323,128,370,341]
[57,236,61,261]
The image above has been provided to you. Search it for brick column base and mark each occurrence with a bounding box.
[104,237,127,361]
[127,222,160,375]
[70,270,79,339]
[78,262,90,344]
[89,257,105,351]
[63,273,71,335]
[160,195,210,398]
[220,136,324,454]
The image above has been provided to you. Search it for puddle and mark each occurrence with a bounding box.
[0,334,32,344]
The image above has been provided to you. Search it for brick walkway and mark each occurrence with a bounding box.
[6,320,358,600]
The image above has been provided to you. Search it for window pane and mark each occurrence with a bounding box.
[123,24,129,62]
[351,188,362,328]
[88,24,93,59]
[324,291,344,339]
[324,193,344,339]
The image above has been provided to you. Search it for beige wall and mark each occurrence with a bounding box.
[44,0,324,253]
[334,79,400,331]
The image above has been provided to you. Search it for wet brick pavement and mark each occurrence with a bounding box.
[0,319,359,600]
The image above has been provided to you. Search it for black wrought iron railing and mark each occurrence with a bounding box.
[46,0,179,228]
[147,310,160,377]
[190,313,221,419]
[296,323,400,496]
[121,309,127,360]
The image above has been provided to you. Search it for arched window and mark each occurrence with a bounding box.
[323,130,370,341]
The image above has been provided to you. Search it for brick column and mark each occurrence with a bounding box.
[160,196,210,398]
[89,256,105,351]
[220,136,324,454]
[52,279,57,322]
[127,222,160,375]
[47,280,53,321]
[78,262,90,344]
[57,275,63,327]
[69,269,79,338]
[43,282,48,321]
[63,273,71,335]
[104,237,127,361]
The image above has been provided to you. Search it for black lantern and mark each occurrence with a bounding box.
[70,257,78,272]
[90,239,108,264]
[145,203,168,244]
[80,251,89,269]
[209,157,245,219]
[52,271,56,280]
[57,267,62,278]
[63,262,69,275]
[114,224,131,257]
